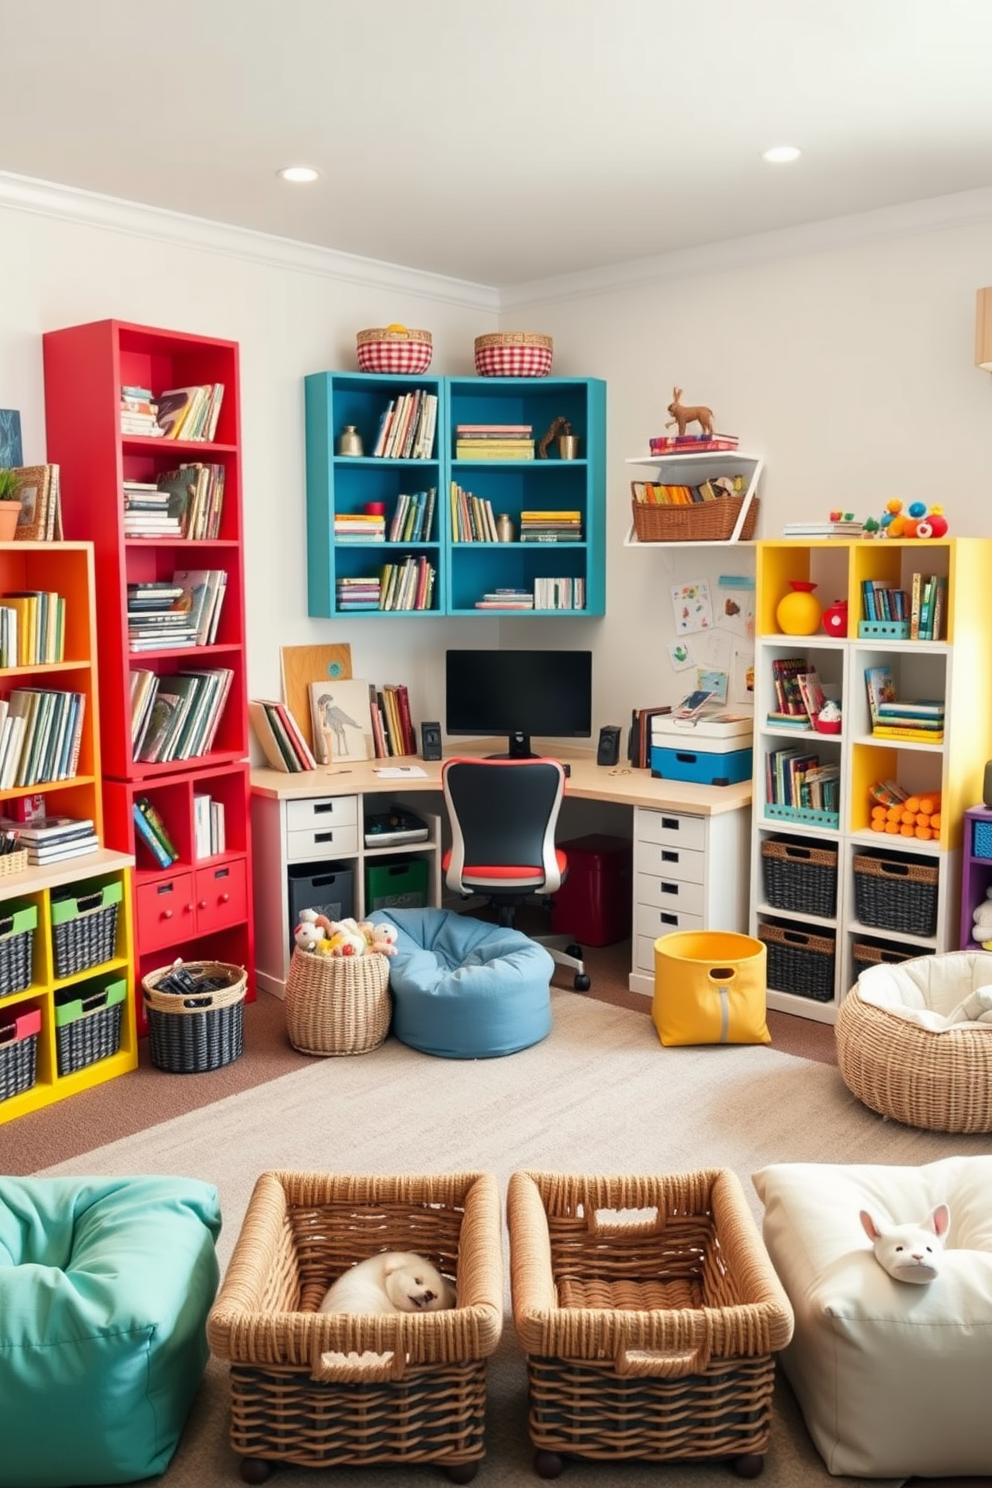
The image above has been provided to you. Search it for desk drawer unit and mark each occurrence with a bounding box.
[286,796,360,862]
[629,805,750,997]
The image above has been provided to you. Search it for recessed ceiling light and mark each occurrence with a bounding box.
[277,166,320,183]
[762,146,801,164]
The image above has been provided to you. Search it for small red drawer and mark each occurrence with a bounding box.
[135,872,194,952]
[194,857,248,934]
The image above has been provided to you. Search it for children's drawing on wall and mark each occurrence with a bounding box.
[696,669,729,704]
[729,644,755,705]
[671,579,713,635]
[715,574,755,639]
[668,638,696,672]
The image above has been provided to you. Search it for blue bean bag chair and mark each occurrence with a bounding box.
[0,1174,221,1488]
[371,907,553,1058]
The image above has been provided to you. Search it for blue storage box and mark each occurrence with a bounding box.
[650,744,753,786]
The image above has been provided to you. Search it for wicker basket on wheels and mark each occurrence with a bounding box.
[142,961,246,1073]
[206,1169,504,1484]
[507,1168,794,1480]
[285,948,391,1056]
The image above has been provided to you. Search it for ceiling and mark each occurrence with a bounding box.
[5,0,992,291]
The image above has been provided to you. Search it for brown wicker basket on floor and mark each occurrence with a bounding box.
[206,1170,503,1480]
[507,1169,794,1477]
[631,494,758,543]
[284,948,390,1056]
[836,973,992,1134]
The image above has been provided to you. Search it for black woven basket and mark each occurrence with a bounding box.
[56,998,124,1077]
[0,929,34,999]
[51,886,121,979]
[0,1032,37,1102]
[852,940,917,981]
[852,851,938,938]
[759,922,836,1002]
[761,837,838,918]
[143,962,246,1074]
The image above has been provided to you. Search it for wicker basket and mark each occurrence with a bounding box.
[0,1005,41,1103]
[631,493,758,543]
[0,902,37,1000]
[758,921,836,1002]
[474,332,553,378]
[761,837,838,918]
[285,947,390,1056]
[853,850,939,937]
[507,1169,793,1475]
[0,849,28,877]
[356,326,432,375]
[51,881,122,978]
[55,977,126,1077]
[142,961,246,1073]
[852,939,917,980]
[207,1170,503,1477]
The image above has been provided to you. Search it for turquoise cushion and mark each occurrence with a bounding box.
[372,906,553,1058]
[0,1175,221,1488]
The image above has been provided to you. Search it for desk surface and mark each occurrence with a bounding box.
[251,740,751,816]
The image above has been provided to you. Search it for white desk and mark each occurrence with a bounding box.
[250,742,751,999]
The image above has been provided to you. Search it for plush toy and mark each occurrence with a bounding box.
[368,921,399,957]
[972,887,992,950]
[860,1204,950,1283]
[945,986,992,1025]
[294,907,330,953]
[878,498,949,539]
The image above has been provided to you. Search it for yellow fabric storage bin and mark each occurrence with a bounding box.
[653,931,770,1047]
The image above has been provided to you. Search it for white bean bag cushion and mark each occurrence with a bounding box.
[752,1156,992,1479]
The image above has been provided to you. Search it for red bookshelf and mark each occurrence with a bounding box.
[43,321,255,1029]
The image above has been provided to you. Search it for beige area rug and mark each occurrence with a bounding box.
[41,991,987,1488]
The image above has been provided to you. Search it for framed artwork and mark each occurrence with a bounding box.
[11,465,55,542]
[307,678,373,764]
[0,410,23,467]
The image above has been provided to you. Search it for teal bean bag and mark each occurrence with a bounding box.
[372,906,553,1058]
[0,1174,221,1487]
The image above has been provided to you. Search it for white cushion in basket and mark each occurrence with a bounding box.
[858,948,992,1030]
[752,1156,992,1479]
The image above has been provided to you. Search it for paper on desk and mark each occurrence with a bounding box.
[373,766,429,778]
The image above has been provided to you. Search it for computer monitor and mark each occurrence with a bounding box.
[445,649,593,759]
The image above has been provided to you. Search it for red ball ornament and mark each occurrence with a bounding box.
[821,598,849,637]
[927,513,949,537]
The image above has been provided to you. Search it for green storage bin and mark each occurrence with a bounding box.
[365,858,429,912]
[55,977,127,1076]
[51,880,123,978]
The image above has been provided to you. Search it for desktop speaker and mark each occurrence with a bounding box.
[420,721,443,762]
[597,725,622,767]
[984,760,992,810]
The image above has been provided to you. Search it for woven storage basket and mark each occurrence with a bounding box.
[631,493,758,542]
[474,332,553,378]
[356,326,432,374]
[0,849,28,877]
[55,978,126,1077]
[507,1169,793,1476]
[207,1170,503,1477]
[837,970,992,1134]
[761,837,838,918]
[853,850,938,937]
[51,881,122,978]
[0,902,37,999]
[285,948,390,1056]
[142,961,246,1073]
[758,921,836,1002]
[0,1005,40,1103]
[852,940,916,979]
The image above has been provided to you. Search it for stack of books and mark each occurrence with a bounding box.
[0,589,65,665]
[334,576,381,610]
[132,668,234,763]
[120,386,163,437]
[248,699,317,773]
[520,510,582,542]
[630,476,744,505]
[0,814,98,866]
[379,556,435,610]
[372,392,437,459]
[909,573,947,640]
[474,589,534,610]
[0,689,86,788]
[156,463,226,539]
[333,512,386,542]
[388,489,436,542]
[368,682,416,758]
[865,664,945,742]
[155,383,224,441]
[533,576,584,610]
[783,519,865,539]
[127,582,198,650]
[193,792,226,857]
[170,568,228,646]
[455,424,534,459]
[450,483,497,542]
[123,480,181,537]
[648,433,739,454]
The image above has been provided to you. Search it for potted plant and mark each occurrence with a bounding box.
[0,468,22,540]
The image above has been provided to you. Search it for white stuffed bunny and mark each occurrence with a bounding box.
[972,887,992,948]
[294,907,328,953]
[860,1204,950,1283]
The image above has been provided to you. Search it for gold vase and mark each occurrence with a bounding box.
[776,580,822,635]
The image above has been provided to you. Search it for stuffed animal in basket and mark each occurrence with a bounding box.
[368,921,398,957]
[945,986,992,1025]
[860,1204,950,1283]
[294,908,330,953]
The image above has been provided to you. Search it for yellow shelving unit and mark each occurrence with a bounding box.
[750,537,992,1022]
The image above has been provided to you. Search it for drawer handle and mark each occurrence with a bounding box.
[661,850,678,862]
[661,883,680,896]
[313,803,337,816]
[315,832,335,844]
[660,912,678,925]
[162,909,173,920]
[219,892,229,904]
[660,817,680,831]
[199,900,208,910]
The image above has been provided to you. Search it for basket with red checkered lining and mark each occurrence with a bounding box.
[474,332,554,378]
[356,326,433,374]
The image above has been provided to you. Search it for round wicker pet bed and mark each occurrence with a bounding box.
[836,952,992,1134]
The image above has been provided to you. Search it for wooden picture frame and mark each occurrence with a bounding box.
[11,465,55,542]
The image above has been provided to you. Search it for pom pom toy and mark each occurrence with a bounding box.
[860,1204,950,1284]
[878,499,948,539]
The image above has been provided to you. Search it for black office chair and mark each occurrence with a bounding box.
[441,756,590,992]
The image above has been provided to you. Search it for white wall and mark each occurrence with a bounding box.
[2,180,991,755]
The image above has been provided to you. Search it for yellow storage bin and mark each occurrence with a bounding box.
[653,931,770,1047]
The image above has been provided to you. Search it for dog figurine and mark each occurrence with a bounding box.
[318,1251,456,1315]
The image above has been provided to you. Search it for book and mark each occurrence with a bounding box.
[0,813,94,842]
[136,797,179,859]
[871,726,945,743]
[864,665,896,727]
[25,837,99,865]
[133,802,176,868]
[171,568,226,646]
[796,670,827,725]
[308,678,374,764]
[875,699,945,717]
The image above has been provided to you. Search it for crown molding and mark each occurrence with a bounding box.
[0,170,499,315]
[499,186,992,310]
